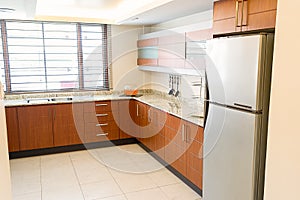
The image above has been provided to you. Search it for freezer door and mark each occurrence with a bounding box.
[205,35,265,110]
[203,104,261,200]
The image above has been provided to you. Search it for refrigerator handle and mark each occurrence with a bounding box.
[233,103,252,109]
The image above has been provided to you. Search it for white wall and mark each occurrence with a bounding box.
[0,82,12,200]
[111,25,151,91]
[264,0,300,199]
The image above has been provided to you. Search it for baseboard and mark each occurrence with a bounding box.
[138,142,203,197]
[9,138,138,159]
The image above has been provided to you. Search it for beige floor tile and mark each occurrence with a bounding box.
[112,172,157,193]
[147,168,181,187]
[11,176,41,196]
[95,195,127,200]
[10,157,41,176]
[160,182,201,200]
[81,179,123,200]
[41,153,79,190]
[118,144,146,153]
[42,184,84,200]
[74,164,113,185]
[13,191,41,200]
[125,188,168,200]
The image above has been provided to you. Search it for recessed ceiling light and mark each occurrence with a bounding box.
[132,17,139,21]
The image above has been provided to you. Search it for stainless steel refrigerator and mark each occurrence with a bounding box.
[203,33,274,200]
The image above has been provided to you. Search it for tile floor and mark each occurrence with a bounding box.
[10,144,202,200]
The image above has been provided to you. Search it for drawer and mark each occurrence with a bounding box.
[84,111,117,123]
[84,101,118,113]
[85,128,119,142]
[85,121,119,142]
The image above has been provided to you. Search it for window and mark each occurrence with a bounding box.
[0,20,110,93]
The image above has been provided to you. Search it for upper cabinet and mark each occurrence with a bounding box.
[137,29,212,76]
[213,0,278,35]
[137,38,159,66]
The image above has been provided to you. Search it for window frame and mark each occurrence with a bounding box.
[0,19,111,94]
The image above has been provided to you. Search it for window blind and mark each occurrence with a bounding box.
[0,20,110,93]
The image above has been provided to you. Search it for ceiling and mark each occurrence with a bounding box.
[0,0,213,25]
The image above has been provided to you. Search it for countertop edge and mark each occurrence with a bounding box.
[4,95,204,127]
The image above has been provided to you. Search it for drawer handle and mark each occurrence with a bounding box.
[96,123,108,127]
[96,133,109,137]
[96,114,108,117]
[96,103,108,107]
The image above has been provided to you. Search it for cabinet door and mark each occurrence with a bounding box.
[53,103,84,147]
[5,107,20,152]
[213,0,238,35]
[164,115,187,176]
[243,0,277,32]
[118,100,139,139]
[18,105,53,151]
[186,126,204,190]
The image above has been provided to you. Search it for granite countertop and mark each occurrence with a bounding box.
[4,91,204,127]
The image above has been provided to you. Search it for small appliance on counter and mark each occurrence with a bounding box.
[120,85,143,97]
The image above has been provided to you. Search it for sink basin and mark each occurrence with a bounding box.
[26,98,50,103]
[51,97,73,101]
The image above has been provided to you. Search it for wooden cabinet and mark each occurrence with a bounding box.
[137,38,158,66]
[213,0,277,35]
[118,100,139,139]
[53,103,84,147]
[5,107,20,152]
[84,101,120,143]
[186,124,204,190]
[18,105,54,151]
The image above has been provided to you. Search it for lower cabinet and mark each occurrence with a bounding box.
[83,101,120,142]
[5,99,203,190]
[53,103,84,147]
[17,105,54,151]
[118,100,139,139]
[5,107,20,152]
[138,105,204,190]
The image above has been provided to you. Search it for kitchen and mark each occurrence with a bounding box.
[0,1,298,199]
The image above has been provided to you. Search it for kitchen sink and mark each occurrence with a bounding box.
[50,97,73,101]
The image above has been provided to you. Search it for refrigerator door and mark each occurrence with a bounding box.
[203,103,261,200]
[205,34,266,111]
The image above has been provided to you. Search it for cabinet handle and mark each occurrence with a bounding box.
[96,133,109,137]
[241,0,248,26]
[96,123,108,127]
[96,103,108,107]
[96,113,108,117]
[235,0,240,27]
[136,104,139,117]
[182,124,185,142]
[148,109,151,123]
[186,126,190,143]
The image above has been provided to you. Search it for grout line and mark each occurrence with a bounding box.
[69,153,86,200]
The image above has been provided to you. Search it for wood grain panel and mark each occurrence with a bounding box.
[243,9,277,31]
[5,107,20,152]
[137,38,158,47]
[213,17,237,35]
[53,103,84,147]
[213,0,236,21]
[137,58,158,66]
[247,0,277,14]
[18,105,54,151]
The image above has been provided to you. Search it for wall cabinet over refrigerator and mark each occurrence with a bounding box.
[213,0,277,35]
